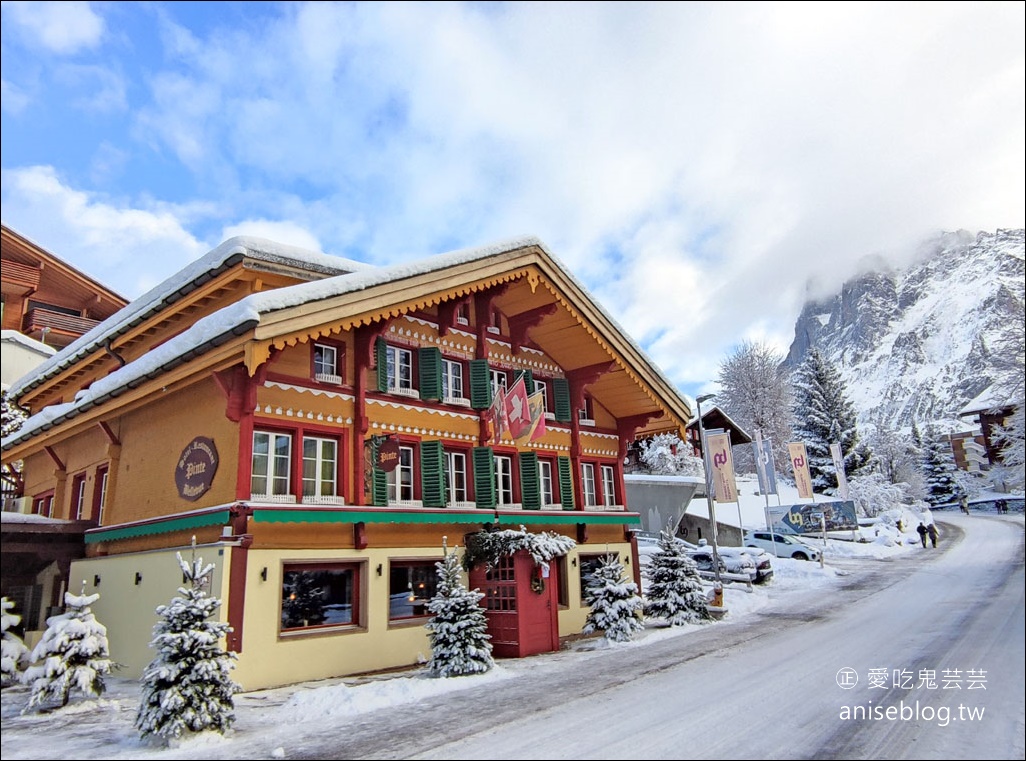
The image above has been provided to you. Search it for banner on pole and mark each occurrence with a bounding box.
[829,442,849,500]
[788,441,814,499]
[707,431,738,503]
[753,432,778,496]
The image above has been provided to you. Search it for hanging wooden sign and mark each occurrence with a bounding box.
[175,436,219,501]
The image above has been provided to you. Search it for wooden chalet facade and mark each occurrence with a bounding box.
[1,235,692,690]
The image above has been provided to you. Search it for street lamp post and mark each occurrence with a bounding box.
[696,393,722,586]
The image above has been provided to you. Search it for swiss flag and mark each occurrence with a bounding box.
[504,376,532,440]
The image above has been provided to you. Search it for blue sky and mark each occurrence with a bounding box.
[2,1,1023,399]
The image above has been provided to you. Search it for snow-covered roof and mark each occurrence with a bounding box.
[2,234,692,453]
[0,330,57,358]
[7,236,372,400]
[686,404,753,442]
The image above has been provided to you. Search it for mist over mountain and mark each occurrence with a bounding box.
[783,228,1025,434]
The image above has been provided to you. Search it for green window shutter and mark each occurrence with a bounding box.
[514,369,535,395]
[375,338,388,392]
[419,347,442,401]
[553,378,571,422]
[557,456,574,510]
[473,446,496,509]
[420,440,446,508]
[469,359,493,409]
[371,468,388,506]
[519,451,540,510]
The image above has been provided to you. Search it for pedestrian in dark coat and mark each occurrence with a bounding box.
[927,523,939,548]
[917,523,928,548]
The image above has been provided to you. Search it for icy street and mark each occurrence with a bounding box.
[1,512,1022,760]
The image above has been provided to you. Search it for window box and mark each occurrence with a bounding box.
[314,372,342,385]
[251,493,298,504]
[301,495,346,506]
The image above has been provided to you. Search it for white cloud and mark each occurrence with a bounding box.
[2,0,104,55]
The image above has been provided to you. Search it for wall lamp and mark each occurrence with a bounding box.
[134,572,143,586]
[260,567,268,582]
[93,575,101,587]
[571,557,577,567]
[376,564,383,576]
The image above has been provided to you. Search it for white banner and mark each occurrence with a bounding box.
[707,431,738,503]
[829,442,849,500]
[788,441,814,500]
[753,431,778,495]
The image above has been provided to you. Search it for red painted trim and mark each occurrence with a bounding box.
[226,536,251,653]
[91,464,109,522]
[236,413,255,501]
[354,521,368,550]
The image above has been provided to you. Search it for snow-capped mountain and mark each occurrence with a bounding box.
[783,228,1025,433]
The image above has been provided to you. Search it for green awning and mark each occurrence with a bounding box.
[85,509,231,544]
[251,508,639,526]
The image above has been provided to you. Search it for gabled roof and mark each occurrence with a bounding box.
[686,405,753,446]
[8,235,370,400]
[3,235,692,454]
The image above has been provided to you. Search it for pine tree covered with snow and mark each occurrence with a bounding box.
[582,554,644,643]
[1,390,28,494]
[792,348,874,493]
[425,540,494,678]
[136,548,240,743]
[990,403,1025,492]
[22,587,113,710]
[637,432,705,477]
[643,526,710,625]
[1,597,30,687]
[920,424,965,507]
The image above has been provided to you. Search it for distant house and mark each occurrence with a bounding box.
[685,405,753,459]
[1,224,127,351]
[1,234,692,689]
[958,399,1018,469]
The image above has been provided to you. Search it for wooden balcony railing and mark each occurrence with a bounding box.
[22,307,101,339]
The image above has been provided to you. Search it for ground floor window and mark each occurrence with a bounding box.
[281,562,360,632]
[578,553,607,600]
[389,561,438,620]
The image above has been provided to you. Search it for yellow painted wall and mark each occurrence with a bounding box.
[109,379,239,525]
[69,543,228,680]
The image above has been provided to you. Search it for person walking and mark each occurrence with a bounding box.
[927,523,939,548]
[959,495,969,515]
[917,522,928,548]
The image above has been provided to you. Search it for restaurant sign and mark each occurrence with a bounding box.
[175,436,219,501]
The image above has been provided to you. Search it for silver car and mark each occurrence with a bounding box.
[744,531,821,562]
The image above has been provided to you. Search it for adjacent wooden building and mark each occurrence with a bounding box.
[1,235,692,690]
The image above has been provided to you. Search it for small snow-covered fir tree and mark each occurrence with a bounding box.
[792,348,873,493]
[136,544,241,743]
[1,597,30,687]
[582,553,644,643]
[22,586,113,710]
[1,389,28,495]
[643,525,710,625]
[990,403,1025,492]
[426,539,494,678]
[920,424,965,507]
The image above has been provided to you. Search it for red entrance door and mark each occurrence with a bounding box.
[471,550,560,658]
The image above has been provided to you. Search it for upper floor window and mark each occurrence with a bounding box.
[491,369,508,395]
[252,431,294,502]
[539,459,555,507]
[455,303,470,326]
[33,492,54,518]
[302,436,341,504]
[313,343,342,385]
[442,359,467,405]
[70,473,87,520]
[601,465,616,507]
[578,395,595,426]
[496,455,514,506]
[387,445,416,504]
[445,450,469,505]
[534,379,553,419]
[488,309,502,334]
[93,465,109,523]
[581,462,597,507]
[386,346,414,395]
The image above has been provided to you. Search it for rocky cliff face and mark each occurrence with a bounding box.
[784,228,1025,432]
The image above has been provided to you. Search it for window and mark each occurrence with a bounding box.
[313,343,342,384]
[32,492,54,518]
[252,431,293,501]
[386,445,416,503]
[70,473,87,520]
[581,463,597,506]
[442,359,467,405]
[386,346,414,394]
[302,436,339,503]
[455,302,469,326]
[281,562,359,632]
[601,465,616,507]
[490,369,508,395]
[578,395,595,425]
[92,465,109,523]
[445,450,468,505]
[495,455,514,506]
[488,309,502,334]
[556,556,569,608]
[389,561,438,621]
[534,379,553,419]
[539,460,555,506]
[578,554,606,600]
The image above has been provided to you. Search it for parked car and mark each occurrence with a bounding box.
[684,539,757,582]
[744,531,821,561]
[728,545,774,584]
[634,533,726,576]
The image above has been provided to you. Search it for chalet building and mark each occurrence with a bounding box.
[1,235,692,690]
[1,224,127,351]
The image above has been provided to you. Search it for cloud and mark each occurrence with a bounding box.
[2,1,105,55]
[0,166,207,297]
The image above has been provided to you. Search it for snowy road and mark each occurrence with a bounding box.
[324,514,1024,761]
